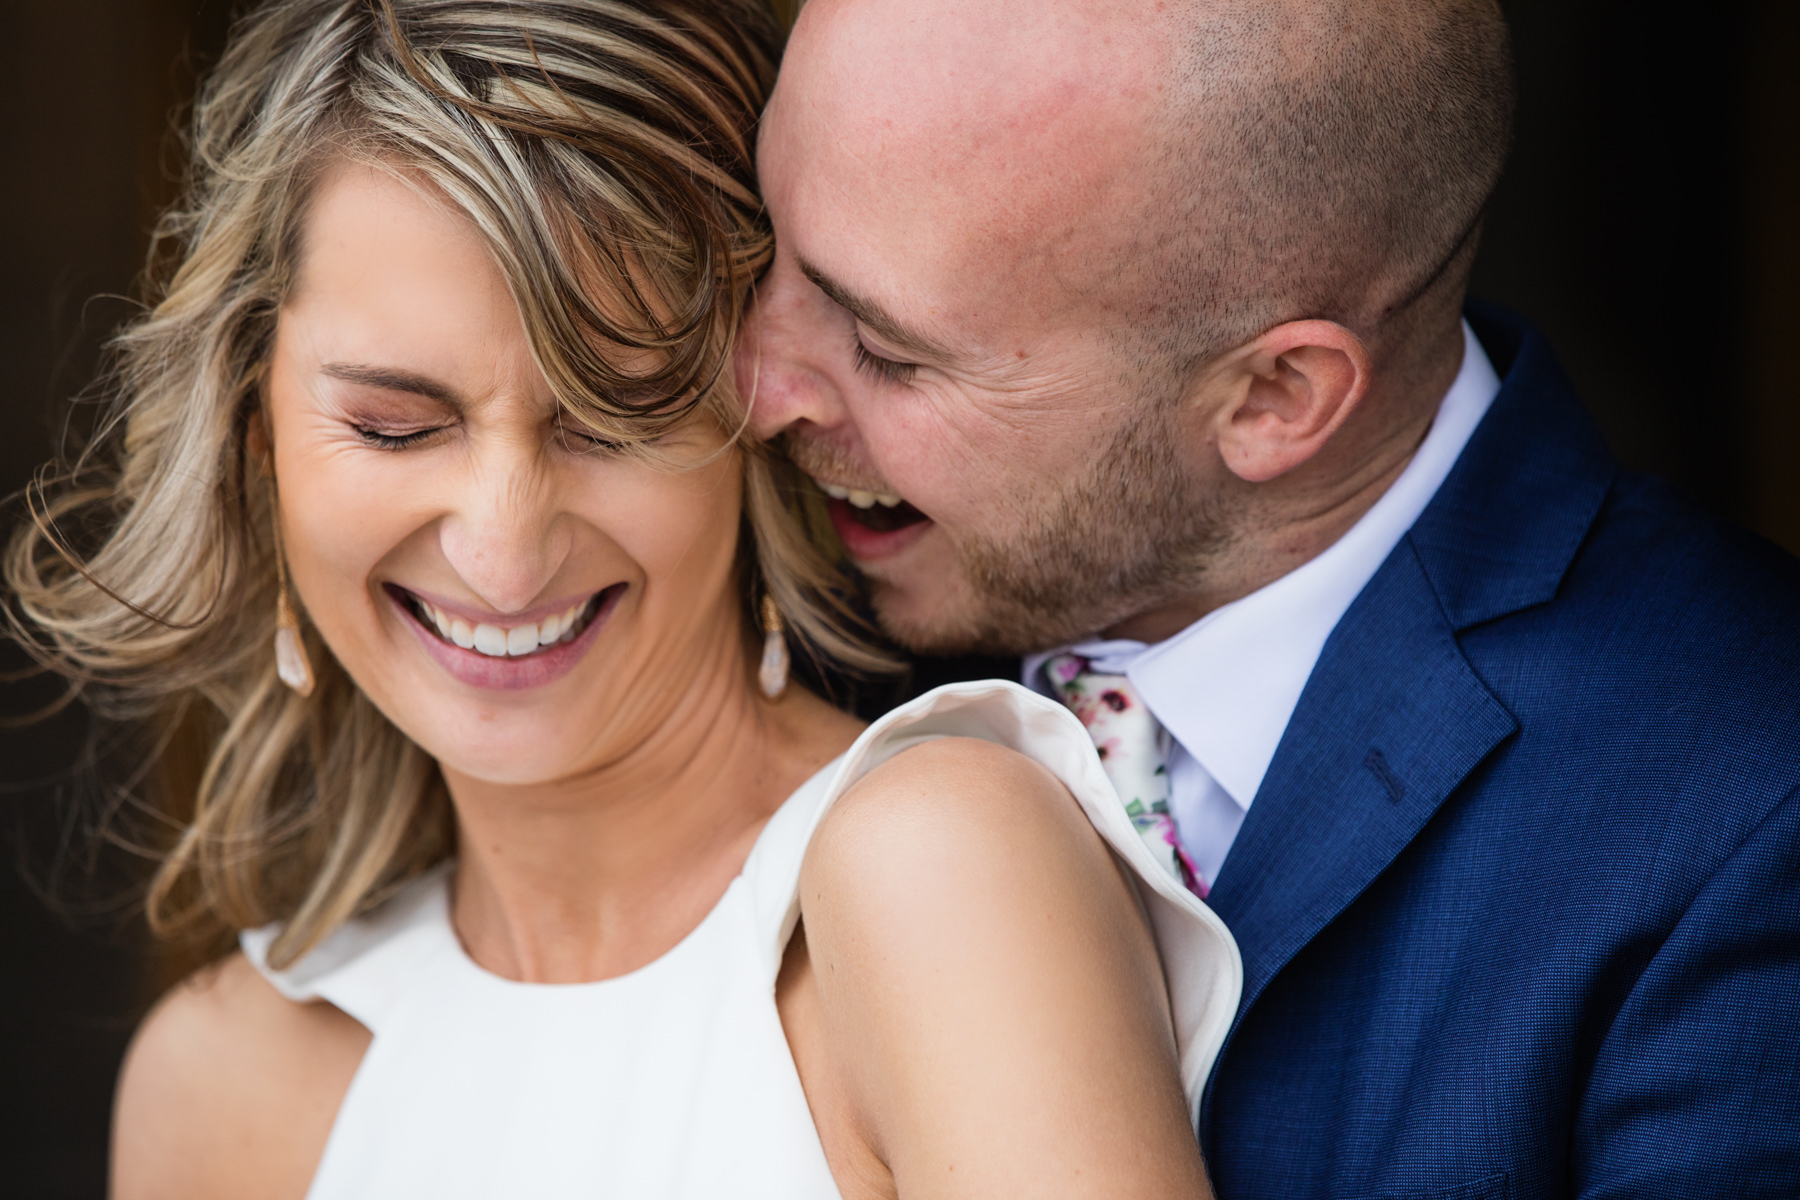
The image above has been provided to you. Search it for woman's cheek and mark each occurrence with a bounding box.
[599,453,743,601]
[279,444,423,672]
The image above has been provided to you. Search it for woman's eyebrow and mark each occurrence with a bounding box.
[321,362,463,410]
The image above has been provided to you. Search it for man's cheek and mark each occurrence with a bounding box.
[871,412,990,512]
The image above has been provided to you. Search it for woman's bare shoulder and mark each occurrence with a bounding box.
[811,735,1089,862]
[797,736,1211,1198]
[113,951,368,1200]
[801,736,1127,951]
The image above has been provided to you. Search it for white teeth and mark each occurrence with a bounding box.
[540,603,580,646]
[417,595,594,657]
[813,478,902,509]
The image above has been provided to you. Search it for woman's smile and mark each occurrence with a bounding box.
[386,582,624,691]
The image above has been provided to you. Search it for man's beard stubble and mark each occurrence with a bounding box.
[781,409,1232,658]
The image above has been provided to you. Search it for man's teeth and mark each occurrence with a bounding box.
[419,598,588,658]
[818,482,904,508]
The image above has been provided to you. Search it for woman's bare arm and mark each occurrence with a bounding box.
[111,953,367,1200]
[793,736,1213,1200]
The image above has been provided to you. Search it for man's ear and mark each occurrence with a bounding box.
[1210,320,1371,484]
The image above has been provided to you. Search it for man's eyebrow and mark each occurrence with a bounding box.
[320,362,462,409]
[798,258,956,363]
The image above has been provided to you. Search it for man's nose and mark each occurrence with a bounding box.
[738,253,853,442]
[437,448,570,616]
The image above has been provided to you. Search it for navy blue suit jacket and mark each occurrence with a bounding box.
[1188,305,1800,1199]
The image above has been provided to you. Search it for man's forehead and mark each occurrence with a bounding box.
[776,0,1165,170]
[765,0,1172,347]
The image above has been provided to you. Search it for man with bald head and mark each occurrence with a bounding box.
[744,1,1800,1196]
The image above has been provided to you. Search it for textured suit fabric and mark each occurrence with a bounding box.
[1196,305,1800,1199]
[915,305,1800,1198]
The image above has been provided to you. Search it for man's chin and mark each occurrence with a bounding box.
[865,578,1045,659]
[855,527,1131,657]
[861,576,982,656]
[851,532,986,654]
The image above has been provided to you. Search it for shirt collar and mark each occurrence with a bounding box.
[1026,320,1501,811]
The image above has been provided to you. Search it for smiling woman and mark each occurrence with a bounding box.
[7,0,872,973]
[262,159,759,731]
[2,1,1238,1198]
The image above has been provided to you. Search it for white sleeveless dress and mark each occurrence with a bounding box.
[243,681,1242,1199]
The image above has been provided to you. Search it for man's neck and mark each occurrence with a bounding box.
[1103,322,1466,645]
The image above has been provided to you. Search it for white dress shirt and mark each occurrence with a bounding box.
[1025,321,1502,887]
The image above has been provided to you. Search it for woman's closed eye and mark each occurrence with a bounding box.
[851,338,918,387]
[554,415,626,455]
[353,424,452,451]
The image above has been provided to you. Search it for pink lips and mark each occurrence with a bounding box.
[826,498,934,561]
[393,584,623,691]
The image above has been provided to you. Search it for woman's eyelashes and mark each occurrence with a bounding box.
[851,337,918,386]
[353,424,449,451]
[348,418,624,455]
[554,416,626,455]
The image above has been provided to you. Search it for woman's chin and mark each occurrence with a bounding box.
[415,723,599,790]
[357,664,610,790]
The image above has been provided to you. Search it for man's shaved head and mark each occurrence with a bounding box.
[1147,0,1515,368]
[746,0,1517,652]
[775,0,1512,369]
[765,2,1173,353]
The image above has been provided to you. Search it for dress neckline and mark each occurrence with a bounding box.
[432,752,846,995]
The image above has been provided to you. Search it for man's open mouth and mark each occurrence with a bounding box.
[389,584,617,659]
[816,482,930,535]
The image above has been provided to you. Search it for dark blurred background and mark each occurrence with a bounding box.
[2,0,1796,1194]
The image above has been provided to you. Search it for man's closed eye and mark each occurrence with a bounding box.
[851,337,918,386]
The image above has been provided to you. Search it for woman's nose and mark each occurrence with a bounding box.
[437,448,569,616]
[738,255,855,442]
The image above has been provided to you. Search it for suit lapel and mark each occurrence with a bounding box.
[1204,538,1517,1017]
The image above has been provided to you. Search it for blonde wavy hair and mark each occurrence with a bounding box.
[4,0,881,968]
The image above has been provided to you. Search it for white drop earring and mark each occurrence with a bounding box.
[758,593,789,700]
[270,502,315,698]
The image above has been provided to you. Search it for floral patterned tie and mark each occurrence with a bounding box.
[1046,654,1206,898]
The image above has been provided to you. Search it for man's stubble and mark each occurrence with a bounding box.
[783,401,1233,658]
